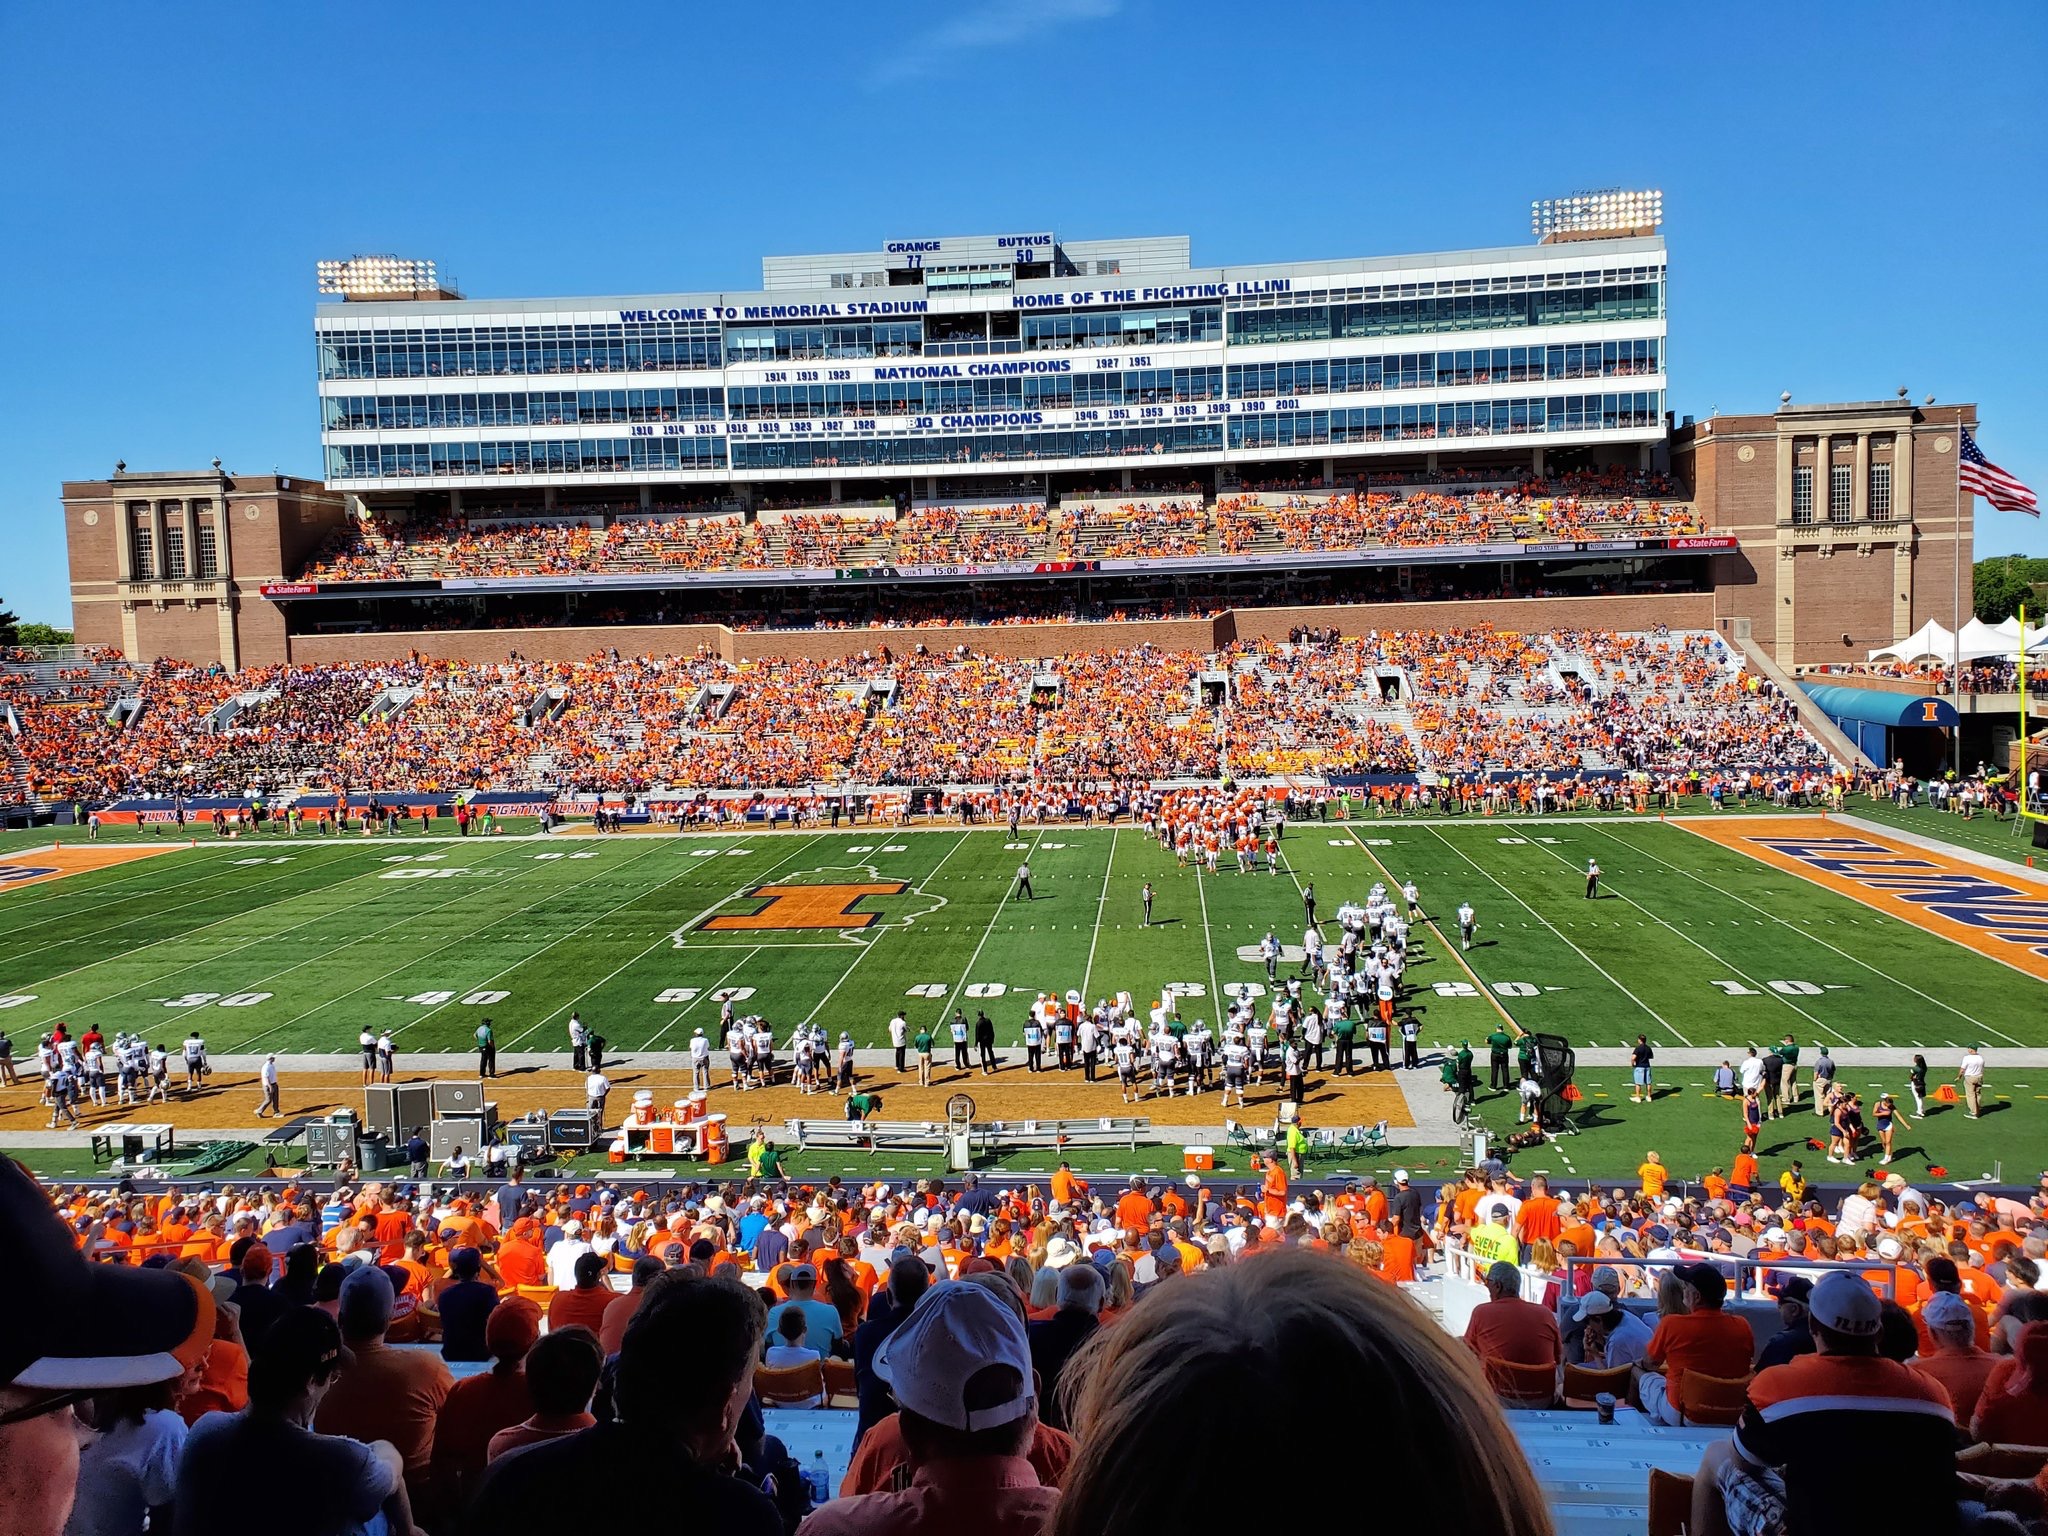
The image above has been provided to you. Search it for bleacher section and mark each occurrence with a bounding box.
[297,474,1701,583]
[1,628,1832,802]
[1508,1410,1726,1536]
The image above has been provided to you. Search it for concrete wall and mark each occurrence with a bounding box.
[280,591,1718,669]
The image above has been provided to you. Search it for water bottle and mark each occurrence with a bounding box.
[809,1450,831,1503]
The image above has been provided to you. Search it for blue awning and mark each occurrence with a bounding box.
[1801,684,1959,728]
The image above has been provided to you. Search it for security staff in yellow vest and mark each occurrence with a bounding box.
[1466,1201,1521,1268]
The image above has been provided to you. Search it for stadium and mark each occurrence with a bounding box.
[9,194,2048,1536]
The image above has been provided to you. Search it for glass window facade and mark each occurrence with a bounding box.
[131,524,154,579]
[1868,461,1893,521]
[1228,281,1661,345]
[323,388,724,431]
[1792,466,1814,524]
[326,437,726,480]
[1829,463,1853,523]
[162,524,187,579]
[317,241,1668,487]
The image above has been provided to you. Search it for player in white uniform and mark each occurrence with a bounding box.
[1113,1038,1138,1103]
[1457,901,1477,950]
[1222,1035,1250,1107]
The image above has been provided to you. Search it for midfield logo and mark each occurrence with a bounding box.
[702,881,909,931]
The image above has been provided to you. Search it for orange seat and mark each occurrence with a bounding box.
[1678,1370,1752,1427]
[515,1284,558,1314]
[822,1357,858,1409]
[1647,1468,1694,1536]
[753,1359,825,1407]
[1481,1356,1559,1410]
[1957,1444,2048,1480]
[1562,1361,1635,1410]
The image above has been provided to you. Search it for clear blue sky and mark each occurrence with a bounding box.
[1,0,2043,627]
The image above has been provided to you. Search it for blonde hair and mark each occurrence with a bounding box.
[1104,1258,1134,1311]
[1054,1249,1550,1536]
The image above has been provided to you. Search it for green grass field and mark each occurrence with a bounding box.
[1,815,2043,1057]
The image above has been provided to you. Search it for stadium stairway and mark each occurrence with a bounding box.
[1726,620,1874,771]
[1506,1409,1725,1536]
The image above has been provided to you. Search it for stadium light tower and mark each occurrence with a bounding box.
[316,255,460,301]
[1531,189,1663,243]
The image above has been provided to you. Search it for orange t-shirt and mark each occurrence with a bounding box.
[1115,1192,1154,1234]
[1646,1309,1754,1407]
[1378,1234,1418,1283]
[1638,1162,1668,1199]
[1732,1153,1759,1188]
[1517,1196,1562,1244]
[547,1285,614,1336]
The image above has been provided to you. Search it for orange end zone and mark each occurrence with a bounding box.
[0,844,182,893]
[1677,817,2048,982]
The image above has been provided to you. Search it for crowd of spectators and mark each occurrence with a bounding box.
[298,478,1703,583]
[20,1126,2048,1536]
[3,625,1829,799]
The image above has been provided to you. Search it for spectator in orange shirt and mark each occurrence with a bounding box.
[548,1251,615,1336]
[1636,1263,1754,1426]
[429,1297,538,1514]
[1114,1178,1154,1236]
[1638,1152,1668,1202]
[1516,1175,1562,1246]
[487,1327,602,1463]
[1050,1164,1088,1208]
[1976,1322,2048,1445]
[496,1219,547,1289]
[1465,1261,1563,1368]
[1912,1292,1997,1427]
[601,1258,663,1357]
[313,1267,453,1501]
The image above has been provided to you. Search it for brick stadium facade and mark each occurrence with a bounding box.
[59,399,1972,672]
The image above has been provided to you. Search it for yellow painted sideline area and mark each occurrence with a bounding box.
[0,843,181,893]
[1678,816,2048,982]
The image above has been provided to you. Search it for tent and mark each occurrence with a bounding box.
[1956,617,2021,662]
[1993,615,2048,653]
[1868,620,1956,664]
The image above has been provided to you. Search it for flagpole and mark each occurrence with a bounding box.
[1954,409,1965,779]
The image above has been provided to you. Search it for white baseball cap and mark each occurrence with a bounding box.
[874,1281,1034,1432]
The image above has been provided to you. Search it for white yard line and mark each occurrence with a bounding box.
[1192,856,1223,1024]
[1080,826,1119,1003]
[1419,823,1690,1044]
[502,836,827,1047]
[935,829,1044,1029]
[7,842,534,1034]
[644,948,762,1049]
[0,848,373,963]
[231,840,677,1050]
[802,832,972,1029]
[1519,831,1852,1046]
[1589,823,2026,1049]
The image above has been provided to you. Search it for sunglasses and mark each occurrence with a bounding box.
[0,1387,95,1429]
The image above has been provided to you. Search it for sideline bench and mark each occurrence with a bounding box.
[784,1116,1151,1154]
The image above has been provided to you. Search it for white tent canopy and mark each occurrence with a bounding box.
[1993,615,2048,652]
[1869,620,1956,664]
[1956,618,2019,662]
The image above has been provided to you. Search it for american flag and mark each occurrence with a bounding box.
[1959,427,2038,516]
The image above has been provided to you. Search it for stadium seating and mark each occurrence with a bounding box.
[296,475,1700,583]
[1,627,1831,802]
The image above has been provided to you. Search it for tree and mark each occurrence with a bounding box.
[15,623,71,647]
[0,601,17,647]
[1974,556,2048,624]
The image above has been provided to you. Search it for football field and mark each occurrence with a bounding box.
[1,814,2042,1059]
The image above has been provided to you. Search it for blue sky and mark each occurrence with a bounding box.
[1,0,2043,626]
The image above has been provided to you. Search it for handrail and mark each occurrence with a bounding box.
[1442,1241,1904,1324]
